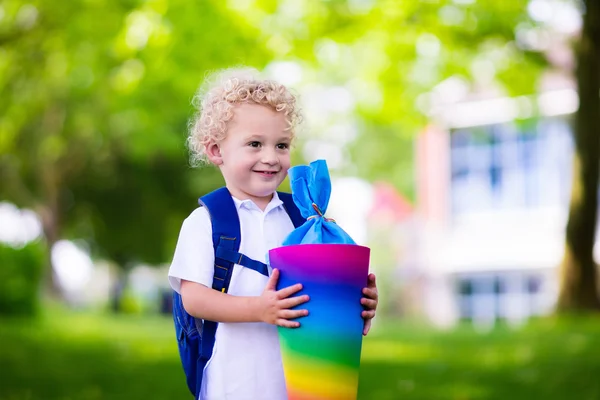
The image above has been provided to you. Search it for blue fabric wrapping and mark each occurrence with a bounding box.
[282,159,356,246]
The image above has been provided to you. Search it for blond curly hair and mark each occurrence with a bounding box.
[187,67,302,165]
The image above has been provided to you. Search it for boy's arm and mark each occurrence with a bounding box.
[180,269,310,328]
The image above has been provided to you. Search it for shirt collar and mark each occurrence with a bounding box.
[231,192,284,214]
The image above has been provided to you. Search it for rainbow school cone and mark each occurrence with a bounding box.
[269,243,370,400]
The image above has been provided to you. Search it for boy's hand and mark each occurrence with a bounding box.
[258,268,309,328]
[361,273,378,336]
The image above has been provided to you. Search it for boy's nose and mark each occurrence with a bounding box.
[261,149,279,165]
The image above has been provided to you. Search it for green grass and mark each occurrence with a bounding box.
[359,317,600,400]
[0,308,189,400]
[1,310,600,400]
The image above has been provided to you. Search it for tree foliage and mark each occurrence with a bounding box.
[227,0,547,196]
[0,0,268,286]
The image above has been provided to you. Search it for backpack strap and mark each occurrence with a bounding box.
[200,190,306,287]
[199,187,242,292]
[278,191,306,228]
[199,187,271,287]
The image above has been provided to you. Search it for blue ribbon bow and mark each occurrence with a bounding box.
[282,160,356,246]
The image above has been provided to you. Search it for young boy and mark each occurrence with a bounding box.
[168,68,378,400]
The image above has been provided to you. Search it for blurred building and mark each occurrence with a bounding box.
[415,90,577,328]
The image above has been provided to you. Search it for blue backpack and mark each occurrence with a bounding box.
[172,187,306,399]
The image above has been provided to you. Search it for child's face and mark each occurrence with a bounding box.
[207,103,292,210]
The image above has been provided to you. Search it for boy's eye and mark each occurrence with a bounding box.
[248,141,261,148]
[277,143,289,150]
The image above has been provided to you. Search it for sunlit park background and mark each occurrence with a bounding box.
[2,0,600,399]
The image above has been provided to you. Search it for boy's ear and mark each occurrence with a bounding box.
[205,142,223,165]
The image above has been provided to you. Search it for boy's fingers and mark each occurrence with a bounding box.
[361,298,377,310]
[276,283,303,299]
[368,273,377,286]
[265,269,279,291]
[280,295,310,309]
[362,287,378,300]
[363,319,372,336]
[279,309,309,320]
[362,310,376,319]
[277,319,301,328]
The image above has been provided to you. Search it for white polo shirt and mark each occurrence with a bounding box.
[168,192,295,400]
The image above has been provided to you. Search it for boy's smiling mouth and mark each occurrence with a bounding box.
[254,170,279,177]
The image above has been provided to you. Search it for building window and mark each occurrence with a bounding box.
[455,271,553,324]
[450,118,573,215]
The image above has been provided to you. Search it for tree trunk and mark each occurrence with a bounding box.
[557,0,600,311]
[38,105,67,301]
[39,200,63,299]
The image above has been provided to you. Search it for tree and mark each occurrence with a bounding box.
[557,0,600,311]
[0,0,268,295]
